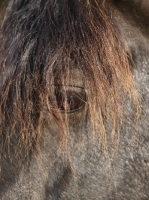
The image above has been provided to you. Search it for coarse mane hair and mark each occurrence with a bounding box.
[0,0,139,159]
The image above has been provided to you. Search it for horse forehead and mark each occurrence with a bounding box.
[61,69,84,87]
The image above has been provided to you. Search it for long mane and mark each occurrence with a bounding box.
[0,0,139,158]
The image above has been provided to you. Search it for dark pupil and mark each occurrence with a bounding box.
[56,91,84,112]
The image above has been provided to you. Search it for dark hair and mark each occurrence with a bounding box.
[0,0,139,158]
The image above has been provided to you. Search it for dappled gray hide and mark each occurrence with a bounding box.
[0,0,149,199]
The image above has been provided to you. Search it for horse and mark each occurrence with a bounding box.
[0,0,149,199]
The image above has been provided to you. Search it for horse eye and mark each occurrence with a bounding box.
[55,90,86,113]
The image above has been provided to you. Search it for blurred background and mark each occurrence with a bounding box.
[0,0,5,7]
[0,0,6,20]
[0,0,7,14]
